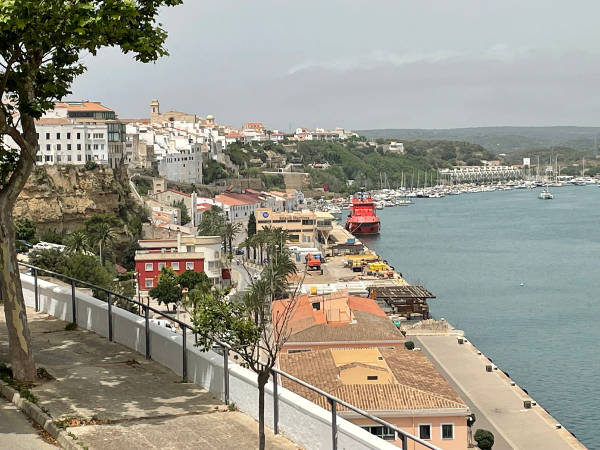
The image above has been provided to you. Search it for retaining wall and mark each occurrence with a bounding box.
[20,274,395,450]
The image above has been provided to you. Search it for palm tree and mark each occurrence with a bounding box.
[64,230,90,255]
[88,221,118,265]
[222,221,242,254]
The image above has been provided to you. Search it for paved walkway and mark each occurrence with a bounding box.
[0,308,299,450]
[412,335,584,450]
[0,396,56,449]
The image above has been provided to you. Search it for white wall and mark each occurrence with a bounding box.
[19,274,396,450]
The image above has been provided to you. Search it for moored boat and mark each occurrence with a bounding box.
[345,195,380,235]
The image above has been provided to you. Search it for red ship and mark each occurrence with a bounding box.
[345,195,380,235]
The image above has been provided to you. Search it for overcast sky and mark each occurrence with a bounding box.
[70,0,600,130]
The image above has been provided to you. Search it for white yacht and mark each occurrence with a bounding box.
[538,187,553,200]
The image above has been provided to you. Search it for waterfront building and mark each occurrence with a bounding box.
[35,101,126,168]
[272,290,405,353]
[255,208,326,246]
[134,233,224,293]
[278,346,469,449]
[215,189,266,223]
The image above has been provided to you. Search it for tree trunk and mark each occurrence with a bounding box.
[257,370,269,450]
[0,213,37,383]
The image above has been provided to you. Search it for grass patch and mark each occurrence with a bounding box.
[65,322,77,331]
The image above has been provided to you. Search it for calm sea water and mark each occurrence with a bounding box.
[359,185,599,448]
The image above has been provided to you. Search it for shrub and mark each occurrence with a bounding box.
[65,322,77,331]
[84,160,99,170]
[404,341,415,350]
[474,429,494,449]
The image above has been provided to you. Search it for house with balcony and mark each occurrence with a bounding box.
[255,208,322,246]
[134,233,224,295]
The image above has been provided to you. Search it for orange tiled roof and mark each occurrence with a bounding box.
[55,101,112,112]
[35,118,71,125]
[244,122,264,130]
[272,291,401,343]
[215,192,261,206]
[278,348,468,413]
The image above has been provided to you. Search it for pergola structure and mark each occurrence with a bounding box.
[368,285,436,319]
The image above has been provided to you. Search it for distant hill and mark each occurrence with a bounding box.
[358,127,600,154]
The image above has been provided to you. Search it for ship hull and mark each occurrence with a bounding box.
[345,220,380,235]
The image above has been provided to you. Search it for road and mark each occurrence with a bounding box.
[230,259,259,293]
[0,397,55,449]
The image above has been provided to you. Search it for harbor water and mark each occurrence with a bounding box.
[359,185,599,448]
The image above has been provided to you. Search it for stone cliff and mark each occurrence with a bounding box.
[14,166,127,232]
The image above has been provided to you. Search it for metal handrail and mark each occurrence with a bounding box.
[19,261,442,450]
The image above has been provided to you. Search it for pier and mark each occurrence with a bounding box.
[411,334,585,450]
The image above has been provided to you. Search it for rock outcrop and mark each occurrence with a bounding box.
[14,166,126,232]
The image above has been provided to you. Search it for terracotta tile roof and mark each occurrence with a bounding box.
[55,101,112,112]
[278,348,468,413]
[35,118,71,125]
[226,131,244,138]
[216,192,261,206]
[273,292,402,344]
[244,122,264,130]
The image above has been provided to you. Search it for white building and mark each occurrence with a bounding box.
[35,102,126,168]
[158,143,203,185]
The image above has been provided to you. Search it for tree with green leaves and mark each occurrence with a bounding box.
[64,230,90,255]
[0,0,181,382]
[197,205,226,242]
[222,221,242,254]
[191,246,303,450]
[85,215,121,265]
[149,267,182,311]
[14,218,36,242]
[247,212,257,237]
[172,199,190,225]
[177,270,210,292]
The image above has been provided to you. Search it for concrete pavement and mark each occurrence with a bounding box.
[412,335,584,450]
[0,397,56,449]
[0,308,299,450]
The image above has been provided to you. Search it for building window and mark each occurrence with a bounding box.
[186,245,194,253]
[57,155,61,162]
[45,155,52,162]
[77,144,81,150]
[362,426,395,441]
[67,132,71,139]
[56,133,60,139]
[67,144,71,151]
[67,155,71,162]
[56,144,61,151]
[145,263,153,271]
[45,132,50,139]
[158,262,166,271]
[441,424,454,440]
[419,424,431,440]
[77,132,81,139]
[171,262,179,270]
[186,262,194,270]
[77,155,82,162]
[145,278,153,288]
[366,375,378,381]
[94,144,98,150]
[46,144,51,151]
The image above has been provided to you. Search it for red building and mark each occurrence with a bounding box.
[134,234,223,293]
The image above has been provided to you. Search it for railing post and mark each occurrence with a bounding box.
[33,268,39,312]
[107,292,112,342]
[182,326,188,382]
[329,398,337,450]
[223,346,229,404]
[144,305,150,359]
[272,370,279,435]
[70,279,76,324]
[401,432,408,450]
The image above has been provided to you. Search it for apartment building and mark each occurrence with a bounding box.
[134,233,224,293]
[158,143,203,185]
[215,190,266,223]
[35,102,126,168]
[255,207,332,246]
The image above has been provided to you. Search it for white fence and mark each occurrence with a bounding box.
[19,273,396,450]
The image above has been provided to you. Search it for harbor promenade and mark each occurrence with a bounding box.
[411,334,585,450]
[0,308,298,450]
